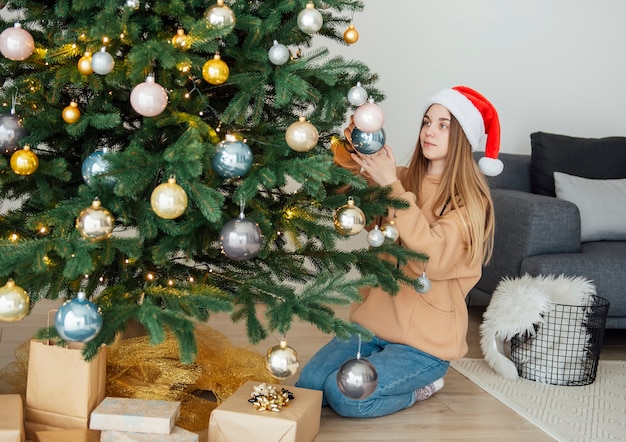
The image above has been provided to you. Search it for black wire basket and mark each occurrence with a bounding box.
[510,295,609,386]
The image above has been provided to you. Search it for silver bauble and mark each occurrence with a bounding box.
[268,40,290,66]
[415,272,431,294]
[266,340,300,379]
[336,358,378,400]
[297,3,323,34]
[367,225,385,248]
[0,112,27,155]
[380,220,400,243]
[333,197,366,236]
[347,82,368,107]
[91,47,115,75]
[219,213,263,261]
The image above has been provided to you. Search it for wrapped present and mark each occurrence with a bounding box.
[0,394,25,442]
[100,426,199,441]
[208,381,322,442]
[89,397,180,435]
[33,428,101,442]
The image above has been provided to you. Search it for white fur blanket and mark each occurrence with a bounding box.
[479,274,596,381]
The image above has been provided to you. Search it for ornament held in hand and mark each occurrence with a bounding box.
[351,127,385,155]
[353,98,385,133]
[55,291,103,342]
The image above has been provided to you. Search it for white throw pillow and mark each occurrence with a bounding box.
[554,172,626,242]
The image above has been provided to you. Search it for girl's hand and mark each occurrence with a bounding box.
[351,144,398,187]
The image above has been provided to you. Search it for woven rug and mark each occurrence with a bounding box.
[451,359,626,441]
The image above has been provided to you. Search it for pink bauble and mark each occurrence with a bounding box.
[353,99,385,133]
[130,76,168,117]
[0,23,35,61]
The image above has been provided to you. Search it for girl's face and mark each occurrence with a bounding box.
[420,104,451,172]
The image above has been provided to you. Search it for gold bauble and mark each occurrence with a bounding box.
[333,197,366,236]
[172,29,189,50]
[77,52,94,75]
[62,101,81,124]
[76,199,115,241]
[202,54,229,85]
[285,116,319,152]
[266,339,300,379]
[0,279,30,322]
[10,145,38,175]
[151,176,188,219]
[343,23,359,45]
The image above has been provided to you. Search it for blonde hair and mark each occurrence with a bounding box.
[403,113,495,266]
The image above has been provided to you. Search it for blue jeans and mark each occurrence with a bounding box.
[295,335,449,418]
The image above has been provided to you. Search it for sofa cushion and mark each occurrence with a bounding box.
[554,172,626,242]
[530,132,626,196]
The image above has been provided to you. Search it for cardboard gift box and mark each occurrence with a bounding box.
[100,426,199,441]
[89,397,181,435]
[0,394,25,442]
[33,428,101,442]
[208,381,322,442]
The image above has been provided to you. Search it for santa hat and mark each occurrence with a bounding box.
[424,86,503,176]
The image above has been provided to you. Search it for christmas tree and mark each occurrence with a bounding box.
[0,0,426,364]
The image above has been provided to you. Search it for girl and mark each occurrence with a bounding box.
[296,86,502,418]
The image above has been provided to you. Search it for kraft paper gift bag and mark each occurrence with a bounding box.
[25,338,106,439]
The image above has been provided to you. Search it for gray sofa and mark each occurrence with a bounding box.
[469,132,626,328]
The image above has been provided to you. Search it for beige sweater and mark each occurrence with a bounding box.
[336,148,480,361]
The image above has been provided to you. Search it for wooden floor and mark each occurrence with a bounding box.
[2,299,625,441]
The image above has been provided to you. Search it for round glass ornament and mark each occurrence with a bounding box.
[351,127,385,155]
[219,212,263,261]
[212,135,253,178]
[55,291,103,342]
[0,279,30,322]
[336,357,378,400]
[266,339,300,379]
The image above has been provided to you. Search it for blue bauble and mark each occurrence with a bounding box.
[351,127,386,155]
[82,149,115,187]
[212,138,253,179]
[55,292,103,342]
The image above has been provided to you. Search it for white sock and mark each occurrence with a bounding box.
[414,377,445,401]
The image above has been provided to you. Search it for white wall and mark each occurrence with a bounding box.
[328,0,626,163]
